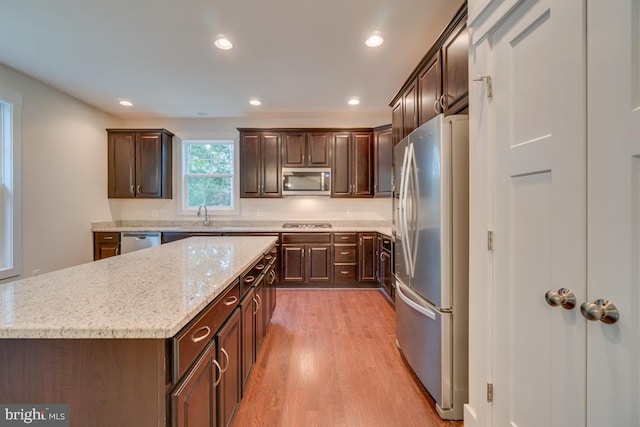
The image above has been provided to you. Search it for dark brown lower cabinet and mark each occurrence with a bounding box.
[255,278,267,351]
[378,235,394,301]
[240,288,256,394]
[93,232,120,260]
[358,233,378,282]
[217,308,241,427]
[171,339,218,427]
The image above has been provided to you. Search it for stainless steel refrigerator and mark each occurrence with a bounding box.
[393,114,469,420]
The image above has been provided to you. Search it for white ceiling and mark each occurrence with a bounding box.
[0,0,464,120]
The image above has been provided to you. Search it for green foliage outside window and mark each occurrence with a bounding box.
[185,142,234,208]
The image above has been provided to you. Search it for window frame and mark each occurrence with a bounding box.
[0,86,22,280]
[177,139,239,216]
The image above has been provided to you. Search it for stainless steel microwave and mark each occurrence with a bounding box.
[282,168,331,196]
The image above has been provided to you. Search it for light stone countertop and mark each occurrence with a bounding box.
[91,220,393,237]
[0,236,277,339]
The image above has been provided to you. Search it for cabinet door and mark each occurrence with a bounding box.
[403,80,418,136]
[391,99,403,145]
[358,233,377,282]
[352,132,373,197]
[135,132,163,198]
[331,133,351,197]
[307,132,331,167]
[108,132,136,198]
[281,245,305,283]
[307,245,331,282]
[255,281,266,351]
[418,52,442,126]
[374,127,393,197]
[261,132,281,197]
[282,132,306,167]
[240,289,255,395]
[240,132,262,198]
[442,19,468,115]
[97,244,119,260]
[171,339,218,427]
[587,1,640,425]
[217,308,241,427]
[487,1,586,425]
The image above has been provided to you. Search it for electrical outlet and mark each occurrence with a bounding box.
[152,210,158,218]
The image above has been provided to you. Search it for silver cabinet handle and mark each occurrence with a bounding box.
[340,270,349,275]
[433,96,441,114]
[581,299,619,324]
[545,288,576,310]
[191,326,211,343]
[130,185,135,194]
[104,236,113,240]
[255,293,262,309]
[213,359,222,388]
[341,251,350,255]
[223,296,238,306]
[220,347,230,373]
[136,185,141,193]
[252,297,259,314]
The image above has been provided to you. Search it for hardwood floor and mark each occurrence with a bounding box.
[232,289,463,427]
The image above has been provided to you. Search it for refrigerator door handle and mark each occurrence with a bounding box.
[402,143,416,276]
[397,282,437,320]
[408,142,420,277]
[398,143,412,277]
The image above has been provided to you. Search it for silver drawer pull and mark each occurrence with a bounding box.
[340,236,349,240]
[265,255,273,260]
[341,270,350,274]
[191,326,211,343]
[224,296,238,306]
[340,251,350,255]
[244,276,255,283]
[220,347,230,373]
[104,236,113,240]
[213,359,222,388]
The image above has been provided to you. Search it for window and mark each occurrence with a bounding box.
[179,140,237,215]
[0,87,22,280]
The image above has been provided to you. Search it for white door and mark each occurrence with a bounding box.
[490,0,587,425]
[586,0,640,425]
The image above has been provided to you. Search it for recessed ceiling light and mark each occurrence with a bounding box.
[119,100,133,107]
[348,98,360,106]
[365,33,384,48]
[214,37,233,50]
[249,99,262,106]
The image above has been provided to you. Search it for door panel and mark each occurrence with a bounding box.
[136,133,162,197]
[587,0,640,424]
[108,133,135,198]
[490,1,586,426]
[261,132,281,197]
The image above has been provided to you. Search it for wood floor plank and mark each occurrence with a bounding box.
[232,289,463,427]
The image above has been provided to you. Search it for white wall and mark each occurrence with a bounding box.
[0,64,120,281]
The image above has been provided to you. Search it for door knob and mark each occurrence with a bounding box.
[580,299,619,324]
[545,288,577,310]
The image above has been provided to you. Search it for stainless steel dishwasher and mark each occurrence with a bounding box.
[120,232,161,253]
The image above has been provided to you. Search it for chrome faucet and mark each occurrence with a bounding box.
[197,204,210,226]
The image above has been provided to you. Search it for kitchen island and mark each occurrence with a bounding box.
[0,236,278,426]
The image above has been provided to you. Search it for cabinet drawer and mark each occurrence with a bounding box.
[282,233,331,244]
[95,232,121,243]
[333,264,357,282]
[172,280,240,383]
[334,233,357,244]
[334,245,356,263]
[380,236,392,251]
[241,257,267,297]
[263,245,278,264]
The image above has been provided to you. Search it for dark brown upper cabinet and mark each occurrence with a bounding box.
[389,3,468,143]
[403,80,418,137]
[107,129,173,199]
[282,131,331,167]
[419,52,443,126]
[442,18,469,115]
[239,131,281,198]
[373,125,393,197]
[331,131,373,198]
